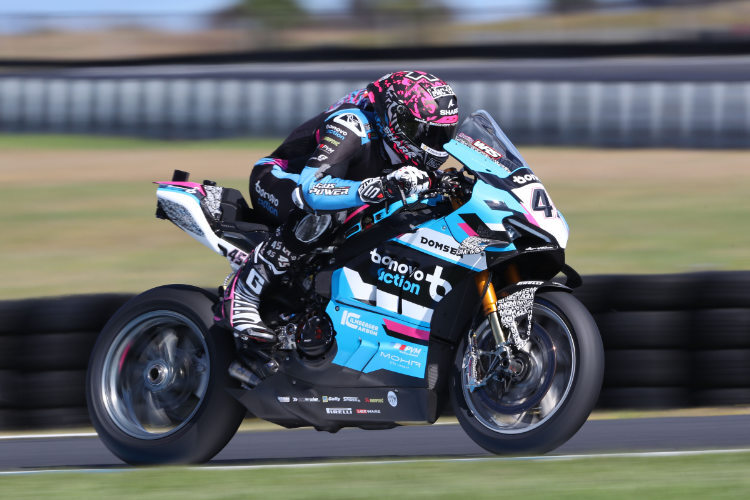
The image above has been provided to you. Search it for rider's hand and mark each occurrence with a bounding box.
[385,166,431,198]
[357,166,431,204]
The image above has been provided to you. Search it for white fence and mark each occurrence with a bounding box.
[1,77,748,147]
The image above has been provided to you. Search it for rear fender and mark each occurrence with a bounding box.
[156,182,256,269]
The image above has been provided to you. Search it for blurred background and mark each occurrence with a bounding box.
[1,0,749,300]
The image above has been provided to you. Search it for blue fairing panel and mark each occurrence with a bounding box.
[326,301,428,379]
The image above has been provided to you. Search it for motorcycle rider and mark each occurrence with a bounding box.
[220,70,459,344]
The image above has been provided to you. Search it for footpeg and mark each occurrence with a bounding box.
[228,361,262,388]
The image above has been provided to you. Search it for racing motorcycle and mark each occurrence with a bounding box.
[86,110,603,465]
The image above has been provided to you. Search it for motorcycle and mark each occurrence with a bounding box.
[86,110,604,465]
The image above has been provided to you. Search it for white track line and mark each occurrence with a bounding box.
[2,448,750,476]
[0,432,98,441]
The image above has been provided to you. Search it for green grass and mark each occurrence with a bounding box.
[0,133,281,151]
[1,452,750,499]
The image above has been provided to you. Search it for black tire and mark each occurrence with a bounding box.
[695,271,750,309]
[597,387,690,409]
[449,291,604,455]
[603,350,690,387]
[595,311,692,350]
[692,350,750,388]
[692,309,750,349]
[0,332,100,370]
[86,285,246,465]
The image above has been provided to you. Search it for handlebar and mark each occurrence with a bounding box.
[386,169,469,213]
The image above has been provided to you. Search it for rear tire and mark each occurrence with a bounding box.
[450,291,603,455]
[86,285,246,465]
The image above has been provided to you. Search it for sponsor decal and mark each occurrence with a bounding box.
[364,397,384,404]
[341,310,379,336]
[313,154,328,162]
[394,343,422,357]
[255,181,279,207]
[404,71,440,82]
[322,396,341,403]
[420,143,448,157]
[439,108,458,116]
[333,113,367,138]
[512,173,540,185]
[369,248,452,301]
[425,266,452,301]
[326,408,353,415]
[323,136,340,146]
[380,351,422,369]
[428,84,455,99]
[472,140,502,159]
[343,396,360,403]
[387,391,398,407]
[356,409,381,414]
[377,269,421,295]
[255,180,279,216]
[300,397,319,403]
[320,144,334,154]
[325,124,348,138]
[277,396,290,403]
[419,236,460,256]
[308,183,350,196]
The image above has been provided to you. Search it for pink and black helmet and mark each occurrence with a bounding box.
[367,71,459,170]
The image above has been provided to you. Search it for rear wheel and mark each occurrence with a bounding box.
[450,291,603,455]
[86,285,246,465]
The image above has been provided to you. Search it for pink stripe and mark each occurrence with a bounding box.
[344,204,370,223]
[524,212,540,227]
[272,158,289,171]
[458,222,478,237]
[384,319,430,341]
[433,115,458,125]
[155,181,206,196]
[118,344,131,373]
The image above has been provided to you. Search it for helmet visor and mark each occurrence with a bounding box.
[395,110,455,154]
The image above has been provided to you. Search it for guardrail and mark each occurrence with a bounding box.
[1,77,749,147]
[1,271,749,430]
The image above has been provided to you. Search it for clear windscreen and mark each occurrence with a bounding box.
[453,110,530,173]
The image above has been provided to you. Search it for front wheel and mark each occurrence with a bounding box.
[86,285,246,465]
[450,290,603,455]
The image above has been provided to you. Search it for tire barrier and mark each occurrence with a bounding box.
[0,271,749,430]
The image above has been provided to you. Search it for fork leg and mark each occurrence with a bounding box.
[475,270,506,345]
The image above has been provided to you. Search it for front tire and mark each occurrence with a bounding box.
[86,285,246,465]
[450,291,603,455]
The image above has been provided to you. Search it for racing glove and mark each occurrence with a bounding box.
[357,166,431,204]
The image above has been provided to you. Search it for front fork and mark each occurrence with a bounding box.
[475,270,506,345]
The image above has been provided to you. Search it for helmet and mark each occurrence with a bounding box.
[367,71,458,170]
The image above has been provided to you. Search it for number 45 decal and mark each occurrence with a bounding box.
[531,188,555,218]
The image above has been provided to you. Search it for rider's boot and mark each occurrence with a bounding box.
[220,233,293,344]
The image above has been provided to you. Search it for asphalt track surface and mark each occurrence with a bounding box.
[1,415,749,470]
[17,55,750,82]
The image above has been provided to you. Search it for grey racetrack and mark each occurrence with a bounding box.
[2,415,749,470]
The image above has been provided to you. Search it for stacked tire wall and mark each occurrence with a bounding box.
[0,294,132,430]
[576,272,750,409]
[0,272,749,430]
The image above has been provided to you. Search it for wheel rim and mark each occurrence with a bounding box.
[100,310,210,439]
[461,302,576,435]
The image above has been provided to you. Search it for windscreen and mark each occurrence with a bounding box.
[453,110,530,173]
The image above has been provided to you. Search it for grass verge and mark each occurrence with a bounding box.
[1,451,750,499]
